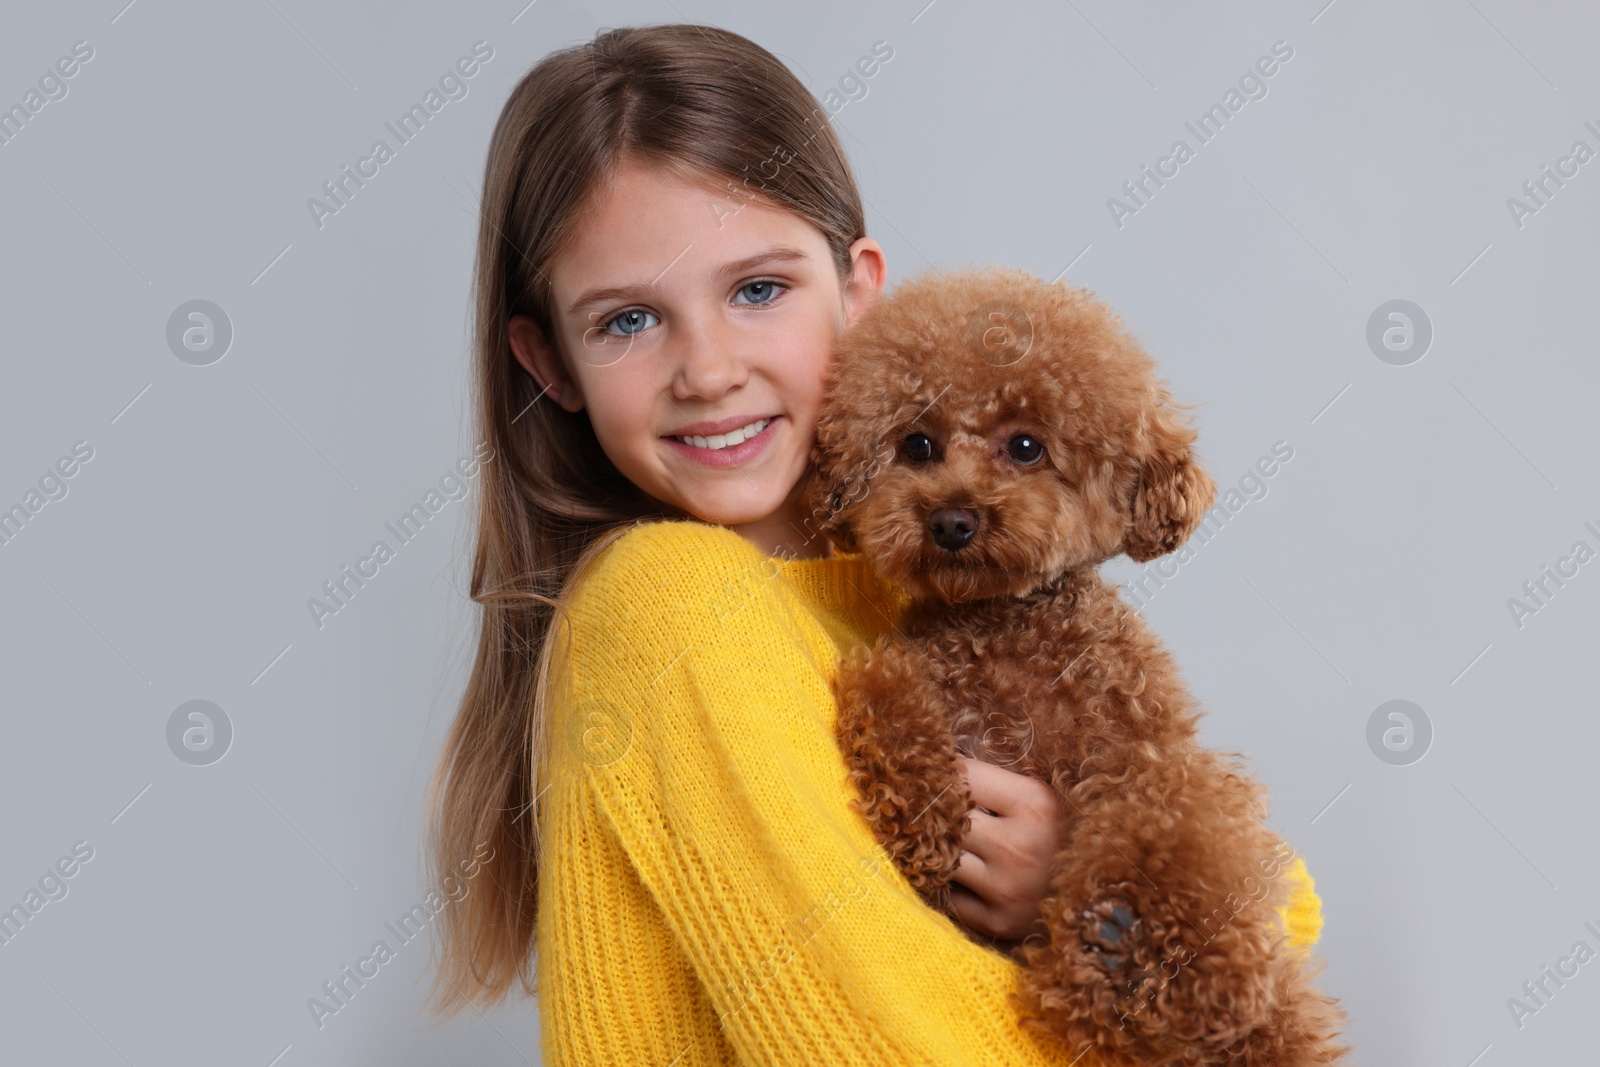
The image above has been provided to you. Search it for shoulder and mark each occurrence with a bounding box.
[591,518,758,574]
[549,522,762,769]
[549,520,823,775]
[569,519,769,619]
[560,519,800,668]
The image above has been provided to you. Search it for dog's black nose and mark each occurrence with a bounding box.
[929,507,978,551]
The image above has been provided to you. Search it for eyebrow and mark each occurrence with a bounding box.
[565,245,813,315]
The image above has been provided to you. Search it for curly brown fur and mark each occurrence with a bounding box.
[810,267,1350,1066]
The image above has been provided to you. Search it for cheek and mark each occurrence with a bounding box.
[579,363,655,446]
[774,325,835,418]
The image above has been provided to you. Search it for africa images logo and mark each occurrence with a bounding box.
[306,441,494,629]
[305,41,494,230]
[306,842,493,1029]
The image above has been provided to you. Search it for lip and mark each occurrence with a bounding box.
[664,413,779,437]
[662,415,781,468]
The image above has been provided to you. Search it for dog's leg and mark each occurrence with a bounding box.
[1015,748,1294,1064]
[833,636,970,914]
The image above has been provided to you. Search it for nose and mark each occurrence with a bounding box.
[671,312,748,400]
[929,507,979,551]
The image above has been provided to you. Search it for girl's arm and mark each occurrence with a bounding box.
[537,758,736,1066]
[541,522,1086,1066]
[538,520,1322,1065]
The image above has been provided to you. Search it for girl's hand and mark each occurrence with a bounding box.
[947,756,1071,946]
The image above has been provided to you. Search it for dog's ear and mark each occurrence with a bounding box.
[799,434,875,555]
[796,316,904,557]
[1122,391,1216,562]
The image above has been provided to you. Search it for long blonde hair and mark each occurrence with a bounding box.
[425,22,869,1014]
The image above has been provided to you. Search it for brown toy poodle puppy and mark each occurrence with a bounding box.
[800,266,1349,1066]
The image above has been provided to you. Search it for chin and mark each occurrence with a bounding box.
[682,495,781,529]
[884,552,1038,605]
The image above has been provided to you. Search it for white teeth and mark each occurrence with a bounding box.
[676,417,771,451]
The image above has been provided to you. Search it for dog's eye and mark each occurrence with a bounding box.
[1007,434,1044,465]
[903,433,934,462]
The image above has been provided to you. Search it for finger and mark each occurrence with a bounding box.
[946,881,1001,939]
[955,757,1000,817]
[947,847,993,898]
[960,804,1000,864]
[957,755,1037,818]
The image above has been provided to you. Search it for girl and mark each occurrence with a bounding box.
[426,23,1323,1066]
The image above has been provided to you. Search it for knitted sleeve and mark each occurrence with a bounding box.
[536,742,738,1066]
[540,522,1087,1067]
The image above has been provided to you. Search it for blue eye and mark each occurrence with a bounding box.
[598,281,783,336]
[732,280,786,306]
[602,308,659,337]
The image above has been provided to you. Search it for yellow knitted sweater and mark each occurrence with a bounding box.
[535,519,1323,1066]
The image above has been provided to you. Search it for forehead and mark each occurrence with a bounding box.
[548,160,828,301]
[907,376,1049,436]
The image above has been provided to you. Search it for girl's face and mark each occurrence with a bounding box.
[508,158,885,559]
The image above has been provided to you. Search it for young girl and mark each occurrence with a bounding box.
[426,23,1323,1065]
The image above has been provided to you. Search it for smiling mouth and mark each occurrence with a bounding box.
[668,417,773,451]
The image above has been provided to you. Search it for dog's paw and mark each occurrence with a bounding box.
[1074,889,1278,1057]
[1016,892,1177,1065]
[1080,899,1138,975]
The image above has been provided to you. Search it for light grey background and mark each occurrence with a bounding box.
[2,0,1595,1063]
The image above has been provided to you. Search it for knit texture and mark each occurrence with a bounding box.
[535,519,1324,1066]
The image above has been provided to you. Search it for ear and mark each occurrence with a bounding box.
[841,236,887,328]
[508,314,583,413]
[1122,395,1216,563]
